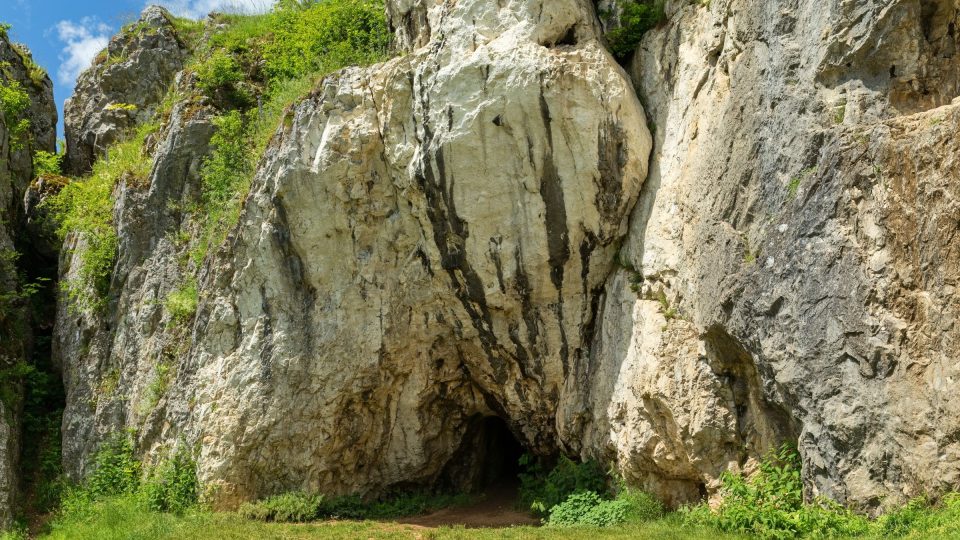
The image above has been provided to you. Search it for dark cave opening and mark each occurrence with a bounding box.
[440,416,526,494]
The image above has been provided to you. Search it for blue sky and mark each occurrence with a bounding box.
[0,0,271,139]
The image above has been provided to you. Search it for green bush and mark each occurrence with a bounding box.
[33,149,62,177]
[605,1,666,60]
[165,278,198,323]
[194,50,245,95]
[86,433,142,499]
[264,0,389,83]
[546,487,664,527]
[0,77,31,151]
[143,446,199,514]
[239,492,324,522]
[519,455,608,515]
[682,444,871,539]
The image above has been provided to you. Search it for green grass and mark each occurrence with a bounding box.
[32,493,740,540]
[164,278,198,324]
[45,123,157,312]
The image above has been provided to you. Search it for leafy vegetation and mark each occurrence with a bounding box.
[0,76,31,151]
[682,444,870,539]
[47,432,198,532]
[240,490,474,522]
[32,149,62,177]
[165,278,199,323]
[11,42,48,87]
[185,0,390,267]
[46,122,157,312]
[519,454,608,516]
[605,1,666,61]
[517,454,663,528]
[143,445,200,514]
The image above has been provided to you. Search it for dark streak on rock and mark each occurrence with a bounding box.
[596,119,627,222]
[270,196,317,357]
[416,79,510,384]
[538,84,570,375]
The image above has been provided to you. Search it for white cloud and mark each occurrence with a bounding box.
[149,0,272,19]
[55,18,112,85]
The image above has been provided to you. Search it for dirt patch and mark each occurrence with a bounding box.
[396,484,540,529]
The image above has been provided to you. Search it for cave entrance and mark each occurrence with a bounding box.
[441,416,526,494]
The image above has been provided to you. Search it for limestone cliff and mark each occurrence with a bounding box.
[579,0,960,508]
[50,0,960,514]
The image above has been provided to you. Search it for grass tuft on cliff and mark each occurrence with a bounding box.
[46,122,158,313]
[188,0,390,265]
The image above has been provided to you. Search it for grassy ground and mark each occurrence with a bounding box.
[26,496,741,540]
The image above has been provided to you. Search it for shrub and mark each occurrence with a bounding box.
[194,50,244,95]
[239,492,323,522]
[86,433,141,499]
[143,446,199,514]
[264,0,390,83]
[0,77,31,151]
[546,487,664,527]
[165,278,198,323]
[605,1,666,61]
[33,149,62,177]
[682,443,871,539]
[519,455,608,516]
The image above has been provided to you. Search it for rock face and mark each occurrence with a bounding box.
[53,0,960,514]
[0,35,57,527]
[63,6,187,175]
[56,0,650,506]
[575,0,960,509]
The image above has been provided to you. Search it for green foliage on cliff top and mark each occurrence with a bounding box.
[605,1,666,61]
[188,0,389,266]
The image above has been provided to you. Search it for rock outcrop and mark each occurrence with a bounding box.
[0,34,57,527]
[56,0,650,506]
[575,0,960,509]
[52,0,960,514]
[63,6,187,175]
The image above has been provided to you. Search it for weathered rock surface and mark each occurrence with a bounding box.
[56,0,650,506]
[0,35,57,528]
[572,0,960,509]
[63,6,187,175]
[53,0,960,514]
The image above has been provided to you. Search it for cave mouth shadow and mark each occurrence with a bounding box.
[440,416,527,495]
